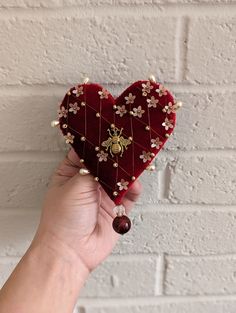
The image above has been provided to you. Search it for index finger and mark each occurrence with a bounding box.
[50,148,84,186]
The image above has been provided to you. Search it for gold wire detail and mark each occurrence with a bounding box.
[101,126,131,157]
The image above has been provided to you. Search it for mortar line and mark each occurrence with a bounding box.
[1,204,236,214]
[175,16,189,82]
[75,294,236,306]
[2,252,236,262]
[0,83,236,96]
[154,253,165,296]
[157,164,171,200]
[163,254,236,261]
[0,4,236,19]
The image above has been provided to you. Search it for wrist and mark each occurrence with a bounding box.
[29,229,90,285]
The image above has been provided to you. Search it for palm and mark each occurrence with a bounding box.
[39,149,141,271]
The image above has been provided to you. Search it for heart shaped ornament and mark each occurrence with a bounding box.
[55,78,181,234]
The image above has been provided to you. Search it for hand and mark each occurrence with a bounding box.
[34,149,142,273]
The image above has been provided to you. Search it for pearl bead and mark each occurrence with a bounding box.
[96,113,100,117]
[62,124,68,129]
[131,176,136,181]
[83,77,89,84]
[79,168,90,175]
[145,126,150,131]
[94,177,99,181]
[175,101,183,109]
[51,120,59,127]
[149,74,156,83]
[81,136,86,141]
[80,159,84,163]
[111,124,115,129]
[113,163,118,168]
[146,164,155,171]
[81,102,86,107]
[113,191,118,196]
[95,146,100,151]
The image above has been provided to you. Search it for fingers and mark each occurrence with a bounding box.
[65,171,98,193]
[50,149,84,186]
[65,149,83,167]
[121,180,142,214]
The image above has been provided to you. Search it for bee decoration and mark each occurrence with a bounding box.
[101,126,131,157]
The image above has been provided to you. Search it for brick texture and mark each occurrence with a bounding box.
[114,209,236,255]
[0,16,176,85]
[187,17,236,84]
[168,153,236,204]
[169,92,236,150]
[0,158,62,209]
[77,301,236,313]
[0,1,236,312]
[80,256,157,298]
[165,256,236,295]
[0,0,234,7]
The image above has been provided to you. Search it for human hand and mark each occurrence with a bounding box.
[34,149,142,273]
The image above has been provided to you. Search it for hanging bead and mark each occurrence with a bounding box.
[112,205,131,234]
[112,215,131,235]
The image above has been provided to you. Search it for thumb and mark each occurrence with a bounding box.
[65,171,99,194]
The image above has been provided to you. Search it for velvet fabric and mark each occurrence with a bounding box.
[58,80,176,204]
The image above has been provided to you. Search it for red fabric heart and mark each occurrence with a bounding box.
[58,80,176,205]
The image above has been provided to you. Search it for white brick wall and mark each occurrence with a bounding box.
[0,1,235,312]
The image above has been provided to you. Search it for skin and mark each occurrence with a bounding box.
[0,149,142,313]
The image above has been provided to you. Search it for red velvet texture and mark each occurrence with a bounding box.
[58,80,176,205]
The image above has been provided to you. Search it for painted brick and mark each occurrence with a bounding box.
[0,0,235,305]
[0,255,157,296]
[165,255,236,295]
[2,91,234,153]
[0,94,66,152]
[0,157,63,209]
[0,0,234,7]
[77,301,236,313]
[0,16,176,85]
[137,170,159,204]
[0,258,19,287]
[187,17,236,84]
[0,155,160,209]
[2,209,236,257]
[168,154,236,204]
[114,209,236,255]
[169,92,236,151]
[0,211,39,256]
[80,256,157,298]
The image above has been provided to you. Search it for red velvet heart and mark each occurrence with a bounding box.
[58,80,176,205]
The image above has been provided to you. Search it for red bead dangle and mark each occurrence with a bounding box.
[112,205,131,235]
